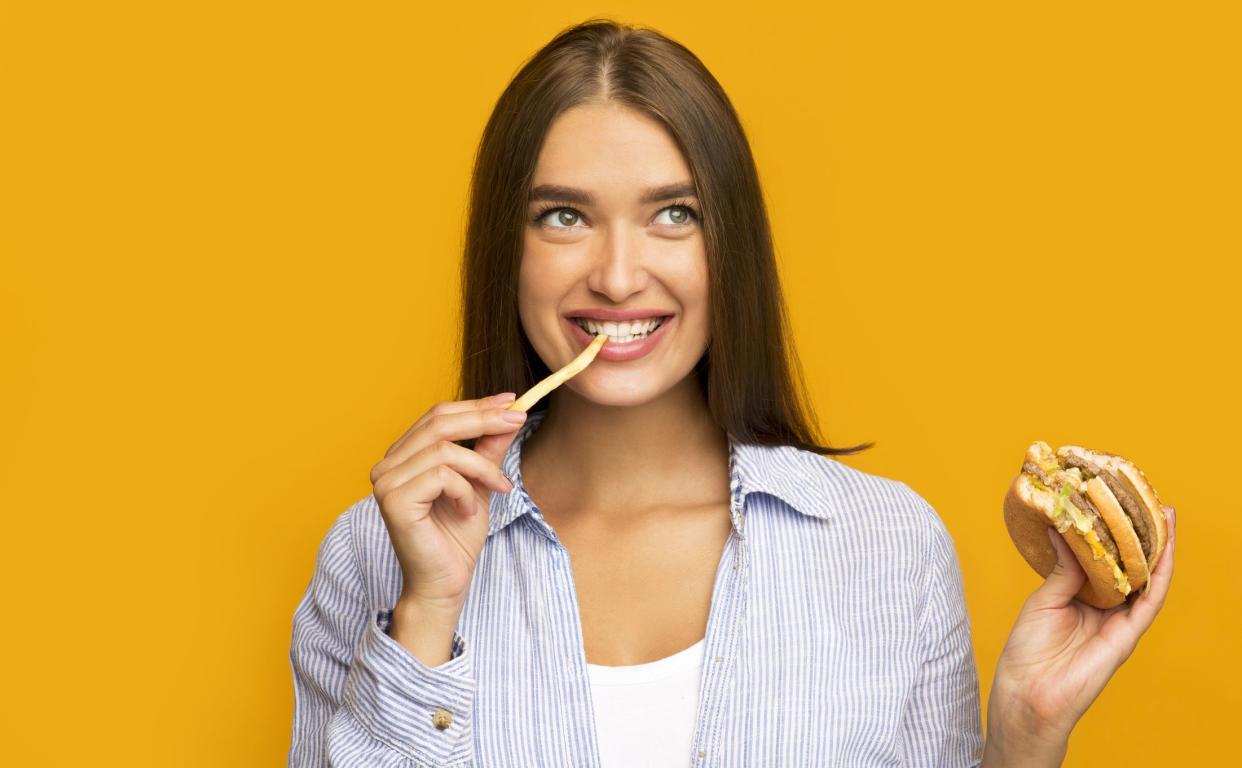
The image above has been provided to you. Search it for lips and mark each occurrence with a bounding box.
[563,308,676,322]
[564,314,674,362]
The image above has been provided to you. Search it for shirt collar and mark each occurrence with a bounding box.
[490,408,834,539]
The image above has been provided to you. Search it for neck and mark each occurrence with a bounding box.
[521,373,729,518]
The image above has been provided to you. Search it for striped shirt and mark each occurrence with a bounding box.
[289,408,983,766]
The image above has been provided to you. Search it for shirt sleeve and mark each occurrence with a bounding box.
[897,502,985,767]
[288,505,478,767]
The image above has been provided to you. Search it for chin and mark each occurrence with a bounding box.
[559,374,670,408]
[572,360,706,406]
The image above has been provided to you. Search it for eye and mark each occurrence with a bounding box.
[654,204,699,227]
[533,206,586,230]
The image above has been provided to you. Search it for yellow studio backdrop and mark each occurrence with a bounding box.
[2,1,1237,765]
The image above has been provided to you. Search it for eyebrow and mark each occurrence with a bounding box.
[528,182,698,206]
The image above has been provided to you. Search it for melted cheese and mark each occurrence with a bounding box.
[1051,483,1132,596]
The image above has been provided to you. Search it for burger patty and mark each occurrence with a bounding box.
[1022,461,1053,487]
[1068,490,1121,566]
[1060,453,1154,560]
[1022,461,1123,567]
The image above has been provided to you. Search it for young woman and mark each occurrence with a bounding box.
[289,19,1175,767]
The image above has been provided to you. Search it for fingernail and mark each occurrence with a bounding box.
[501,410,527,424]
[493,392,517,403]
[503,470,517,489]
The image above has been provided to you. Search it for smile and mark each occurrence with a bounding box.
[564,315,675,363]
[570,316,669,343]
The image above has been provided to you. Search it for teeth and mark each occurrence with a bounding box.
[573,317,666,342]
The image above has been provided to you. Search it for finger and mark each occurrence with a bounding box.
[1152,504,1177,574]
[384,393,517,459]
[1121,505,1176,633]
[384,464,481,526]
[1027,526,1088,610]
[434,464,486,519]
[374,403,525,481]
[473,418,527,468]
[374,438,515,499]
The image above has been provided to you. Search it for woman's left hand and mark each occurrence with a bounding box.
[982,505,1177,766]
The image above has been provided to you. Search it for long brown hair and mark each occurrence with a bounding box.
[457,18,872,456]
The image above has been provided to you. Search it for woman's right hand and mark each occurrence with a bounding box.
[369,392,527,612]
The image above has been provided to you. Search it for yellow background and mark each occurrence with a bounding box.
[2,1,1237,764]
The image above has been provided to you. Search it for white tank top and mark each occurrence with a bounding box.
[586,637,707,767]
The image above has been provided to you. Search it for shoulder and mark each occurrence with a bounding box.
[764,444,954,554]
[770,442,943,531]
[745,446,966,629]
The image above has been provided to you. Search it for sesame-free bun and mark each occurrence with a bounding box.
[1083,476,1149,593]
[1003,473,1129,609]
[1004,441,1170,609]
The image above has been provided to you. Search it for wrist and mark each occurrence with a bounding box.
[389,596,465,668]
[983,681,1071,767]
[982,727,1068,768]
[394,592,465,625]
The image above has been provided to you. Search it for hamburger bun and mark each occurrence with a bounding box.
[1003,441,1169,609]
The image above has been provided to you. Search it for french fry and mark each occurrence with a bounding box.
[508,333,608,413]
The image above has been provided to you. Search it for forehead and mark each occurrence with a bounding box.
[532,102,691,188]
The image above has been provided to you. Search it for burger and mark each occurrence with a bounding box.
[1003,441,1169,609]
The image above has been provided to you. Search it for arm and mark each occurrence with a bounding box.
[288,506,478,767]
[897,507,986,767]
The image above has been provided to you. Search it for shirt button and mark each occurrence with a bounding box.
[432,707,454,730]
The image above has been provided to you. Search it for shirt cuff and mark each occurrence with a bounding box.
[342,609,476,765]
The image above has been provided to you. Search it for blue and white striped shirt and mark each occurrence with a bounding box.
[289,408,983,766]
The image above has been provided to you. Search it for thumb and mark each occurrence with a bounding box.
[1029,526,1087,609]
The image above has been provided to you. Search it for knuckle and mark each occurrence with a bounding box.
[372,475,390,499]
[427,414,447,439]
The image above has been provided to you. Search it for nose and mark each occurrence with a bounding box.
[585,224,649,301]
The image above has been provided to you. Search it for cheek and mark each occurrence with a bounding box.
[517,245,573,332]
[681,251,711,344]
[669,247,710,312]
[517,244,550,309]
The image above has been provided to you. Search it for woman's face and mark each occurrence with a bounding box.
[518,101,710,407]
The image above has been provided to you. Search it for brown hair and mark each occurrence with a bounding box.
[457,18,872,456]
